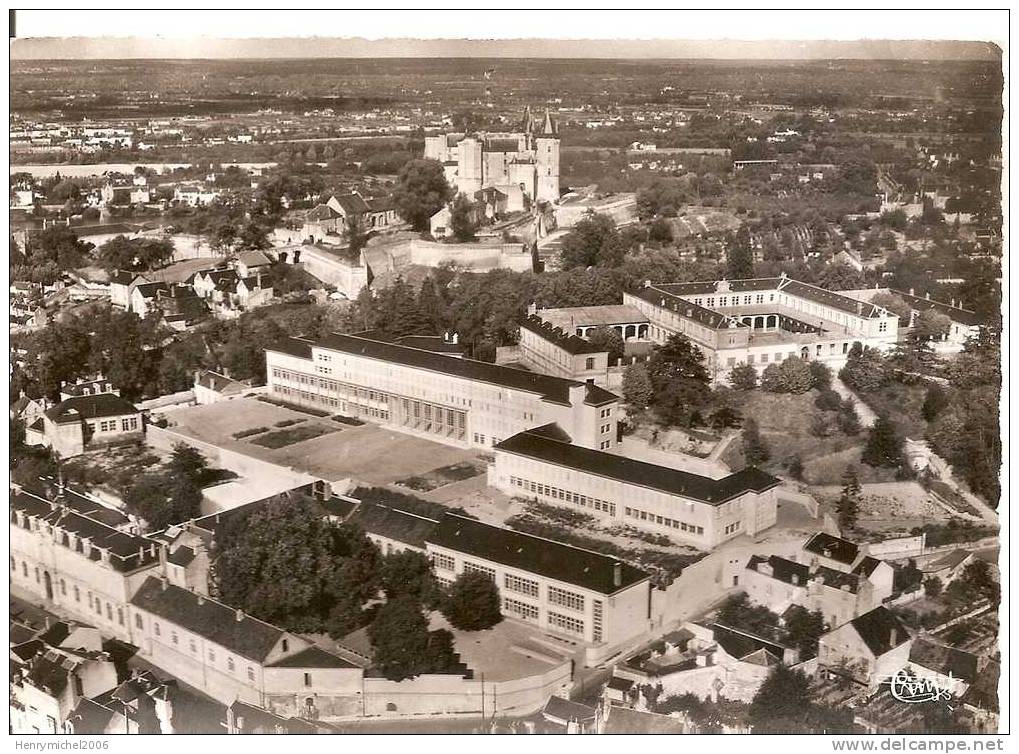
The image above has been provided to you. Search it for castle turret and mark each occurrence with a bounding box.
[535,109,560,202]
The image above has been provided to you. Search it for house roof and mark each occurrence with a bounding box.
[44,393,139,424]
[426,513,649,595]
[486,137,521,153]
[847,607,909,657]
[195,370,246,395]
[630,285,737,330]
[229,701,321,734]
[908,637,979,683]
[306,203,341,221]
[961,660,999,713]
[330,193,370,216]
[129,576,287,663]
[520,315,604,355]
[66,697,118,733]
[920,549,972,573]
[890,289,983,327]
[346,501,439,550]
[495,428,780,505]
[746,554,810,586]
[267,332,618,407]
[713,623,792,661]
[537,304,648,331]
[542,696,597,724]
[236,250,273,268]
[602,706,686,734]
[265,645,359,669]
[166,546,196,567]
[803,532,860,566]
[853,556,885,577]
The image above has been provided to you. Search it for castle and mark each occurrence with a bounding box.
[424,106,561,211]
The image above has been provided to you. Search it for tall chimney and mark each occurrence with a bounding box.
[612,562,622,588]
[235,609,244,622]
[889,627,898,646]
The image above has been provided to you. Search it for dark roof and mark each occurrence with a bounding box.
[486,137,522,153]
[229,701,320,734]
[746,554,810,586]
[780,279,882,318]
[67,698,118,733]
[630,285,736,330]
[524,422,574,443]
[60,379,115,397]
[426,514,648,595]
[330,193,370,216]
[607,676,635,691]
[269,333,618,407]
[853,556,885,577]
[130,577,286,663]
[196,370,246,394]
[890,289,983,326]
[265,645,359,669]
[321,494,359,520]
[306,203,341,221]
[393,335,466,354]
[166,546,196,567]
[11,487,159,572]
[134,281,171,298]
[44,393,139,424]
[713,623,792,660]
[603,706,686,734]
[70,223,139,238]
[847,607,909,657]
[908,637,978,683]
[10,621,39,646]
[347,501,439,550]
[543,696,597,724]
[519,315,603,355]
[495,428,780,505]
[804,532,860,566]
[26,650,79,696]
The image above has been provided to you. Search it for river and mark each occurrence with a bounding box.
[9,162,279,179]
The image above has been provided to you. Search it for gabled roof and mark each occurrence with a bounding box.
[427,513,648,595]
[846,607,909,657]
[129,576,287,663]
[236,250,273,268]
[908,637,979,683]
[195,370,246,395]
[804,532,860,566]
[890,289,983,327]
[713,623,793,660]
[520,315,604,355]
[265,645,359,669]
[346,500,439,550]
[746,554,809,586]
[66,698,118,733]
[543,696,597,724]
[44,393,139,424]
[306,203,341,221]
[495,428,780,506]
[853,556,885,577]
[330,193,370,216]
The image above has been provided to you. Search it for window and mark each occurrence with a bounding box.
[548,586,585,612]
[433,553,455,572]
[592,600,604,643]
[154,622,161,637]
[121,417,138,432]
[503,597,539,622]
[190,639,197,654]
[585,357,595,370]
[228,657,235,673]
[60,579,66,595]
[22,562,27,576]
[281,639,289,653]
[548,611,585,636]
[304,673,312,687]
[248,667,256,682]
[106,604,113,620]
[878,322,888,332]
[504,573,539,598]
[209,650,216,662]
[171,631,178,646]
[463,562,496,581]
[74,585,80,602]
[135,613,143,630]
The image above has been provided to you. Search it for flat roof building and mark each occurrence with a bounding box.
[490,425,781,549]
[265,332,620,451]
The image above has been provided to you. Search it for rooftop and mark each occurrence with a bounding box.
[44,393,139,424]
[519,315,604,355]
[908,637,979,683]
[130,576,287,663]
[267,332,618,407]
[804,532,860,566]
[845,607,910,657]
[495,427,780,506]
[427,513,648,595]
[536,304,649,331]
[346,500,439,550]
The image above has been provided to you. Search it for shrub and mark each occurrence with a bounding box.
[442,572,502,631]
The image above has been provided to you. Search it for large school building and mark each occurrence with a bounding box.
[489,425,782,549]
[623,275,900,384]
[265,332,620,451]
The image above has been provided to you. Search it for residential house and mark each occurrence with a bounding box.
[817,606,912,687]
[517,315,610,384]
[918,549,975,586]
[906,636,979,698]
[110,270,149,309]
[64,671,176,734]
[234,249,274,278]
[173,184,220,207]
[25,392,144,458]
[193,370,252,405]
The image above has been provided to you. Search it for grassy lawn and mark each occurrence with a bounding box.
[857,381,929,438]
[395,461,485,492]
[249,423,339,448]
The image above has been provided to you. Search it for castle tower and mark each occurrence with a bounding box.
[456,136,484,196]
[535,108,560,203]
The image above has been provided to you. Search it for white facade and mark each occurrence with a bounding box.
[265,334,618,451]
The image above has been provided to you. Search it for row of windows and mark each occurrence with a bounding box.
[463,561,496,581]
[625,507,704,535]
[509,476,617,516]
[10,558,127,627]
[547,585,585,613]
[91,417,137,433]
[548,611,586,636]
[504,573,539,598]
[693,293,774,308]
[503,597,540,622]
[723,521,743,535]
[140,614,260,681]
[433,553,456,572]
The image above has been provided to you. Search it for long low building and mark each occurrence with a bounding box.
[489,425,781,548]
[623,275,900,384]
[425,513,652,651]
[265,332,620,451]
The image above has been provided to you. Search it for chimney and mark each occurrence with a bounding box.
[823,548,831,558]
[235,609,244,622]
[612,562,622,588]
[644,279,652,288]
[197,595,205,605]
[909,288,915,296]
[889,627,898,646]
[925,292,930,300]
[791,573,799,586]
[160,575,168,591]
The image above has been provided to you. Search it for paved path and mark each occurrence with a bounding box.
[830,376,877,428]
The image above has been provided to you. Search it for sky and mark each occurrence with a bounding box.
[10,37,1001,62]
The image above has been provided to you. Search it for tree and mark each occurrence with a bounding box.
[123,472,202,532]
[921,383,949,422]
[748,666,814,733]
[836,402,862,436]
[784,605,826,657]
[646,334,711,426]
[872,292,912,321]
[622,362,653,411]
[236,219,271,251]
[729,362,758,391]
[96,236,174,273]
[587,326,624,363]
[727,227,754,279]
[393,158,454,232]
[817,263,867,291]
[368,596,434,681]
[838,466,861,530]
[167,443,208,485]
[761,356,813,394]
[808,360,832,391]
[380,550,442,609]
[441,572,502,631]
[839,344,887,393]
[742,418,770,466]
[862,415,904,468]
[344,213,369,257]
[449,193,479,242]
[912,309,952,344]
[923,576,943,599]
[559,212,625,269]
